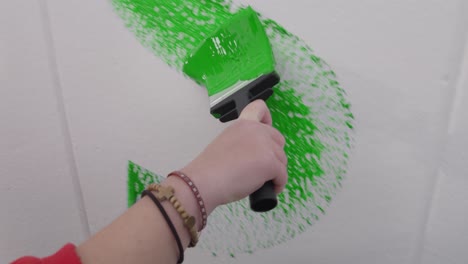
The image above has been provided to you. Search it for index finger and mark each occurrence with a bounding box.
[238,100,272,126]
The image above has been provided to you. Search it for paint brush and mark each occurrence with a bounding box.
[116,0,354,254]
[183,6,280,212]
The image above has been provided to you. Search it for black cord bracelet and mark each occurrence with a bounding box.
[142,190,184,263]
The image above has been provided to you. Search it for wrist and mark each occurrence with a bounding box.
[161,176,209,232]
[178,165,218,217]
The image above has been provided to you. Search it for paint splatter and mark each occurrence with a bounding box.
[115,0,354,257]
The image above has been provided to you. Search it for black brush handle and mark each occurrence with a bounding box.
[249,180,277,212]
[211,72,281,213]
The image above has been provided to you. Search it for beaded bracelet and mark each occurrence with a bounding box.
[168,171,208,230]
[146,183,199,247]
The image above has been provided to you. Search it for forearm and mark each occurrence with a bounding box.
[77,176,211,264]
[12,100,286,264]
[74,100,286,264]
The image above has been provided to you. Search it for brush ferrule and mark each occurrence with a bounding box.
[209,79,258,108]
[209,72,280,122]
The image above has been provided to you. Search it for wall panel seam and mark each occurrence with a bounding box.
[37,0,91,238]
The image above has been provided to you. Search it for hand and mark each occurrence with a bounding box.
[181,100,288,214]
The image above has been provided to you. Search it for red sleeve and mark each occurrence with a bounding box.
[11,243,82,264]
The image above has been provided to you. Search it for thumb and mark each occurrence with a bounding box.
[239,100,272,126]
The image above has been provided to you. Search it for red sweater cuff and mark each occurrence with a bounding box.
[11,243,82,264]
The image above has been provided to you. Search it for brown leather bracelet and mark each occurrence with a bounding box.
[141,190,184,263]
[168,171,208,230]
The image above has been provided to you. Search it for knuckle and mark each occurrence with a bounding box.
[278,150,287,166]
[279,134,286,146]
[281,152,288,165]
[273,129,286,146]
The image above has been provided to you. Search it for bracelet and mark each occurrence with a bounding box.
[141,190,184,263]
[146,183,199,247]
[168,171,208,230]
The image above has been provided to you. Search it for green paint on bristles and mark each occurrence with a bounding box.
[182,6,275,96]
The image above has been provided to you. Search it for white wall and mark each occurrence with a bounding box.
[420,27,468,264]
[1,0,467,263]
[0,1,86,260]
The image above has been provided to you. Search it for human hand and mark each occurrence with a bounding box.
[181,100,288,215]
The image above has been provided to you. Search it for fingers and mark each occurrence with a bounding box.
[239,100,284,146]
[240,100,287,194]
[272,144,288,194]
[239,100,272,126]
[272,160,288,194]
[273,144,288,166]
[268,127,286,147]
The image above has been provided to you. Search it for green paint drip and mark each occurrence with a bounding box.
[114,0,354,257]
[183,7,275,96]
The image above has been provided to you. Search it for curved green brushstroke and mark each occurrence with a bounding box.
[114,0,354,257]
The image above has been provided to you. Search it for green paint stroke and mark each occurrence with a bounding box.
[112,0,234,69]
[128,160,162,207]
[114,0,354,257]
